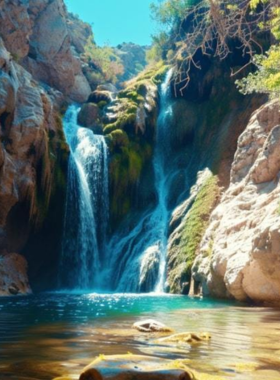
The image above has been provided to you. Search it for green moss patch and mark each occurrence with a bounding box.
[109,140,153,224]
[104,63,170,226]
[33,113,69,227]
[168,175,220,293]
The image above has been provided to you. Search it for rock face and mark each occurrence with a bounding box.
[78,103,102,134]
[0,35,69,293]
[162,64,263,295]
[0,0,101,294]
[193,100,280,304]
[114,43,147,83]
[0,0,91,103]
[0,253,31,296]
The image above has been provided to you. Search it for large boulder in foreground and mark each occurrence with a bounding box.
[193,100,280,304]
[79,355,194,380]
[0,253,32,296]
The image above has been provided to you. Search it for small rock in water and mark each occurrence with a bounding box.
[157,331,211,344]
[132,319,173,333]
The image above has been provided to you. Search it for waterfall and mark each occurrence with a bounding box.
[105,69,174,293]
[59,106,109,290]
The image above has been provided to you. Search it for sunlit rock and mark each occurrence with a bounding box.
[133,319,173,333]
[139,245,160,292]
[156,332,211,345]
[0,0,91,102]
[79,354,194,380]
[193,100,280,304]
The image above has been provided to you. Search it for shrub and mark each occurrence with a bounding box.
[83,37,124,84]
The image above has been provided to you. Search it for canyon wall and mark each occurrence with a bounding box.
[192,100,280,304]
[0,0,91,102]
[0,0,95,295]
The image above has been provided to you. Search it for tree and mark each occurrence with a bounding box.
[236,46,280,98]
[151,0,278,95]
[150,0,200,27]
[236,2,280,99]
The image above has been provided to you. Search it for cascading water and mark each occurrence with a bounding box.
[59,106,109,290]
[105,69,174,293]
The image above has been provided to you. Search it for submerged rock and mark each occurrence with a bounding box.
[156,332,211,345]
[79,354,194,380]
[133,319,173,333]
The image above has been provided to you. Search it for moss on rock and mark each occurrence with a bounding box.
[109,140,153,224]
[168,175,220,294]
[103,63,168,226]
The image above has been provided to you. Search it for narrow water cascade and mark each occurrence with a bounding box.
[105,69,177,293]
[59,106,109,290]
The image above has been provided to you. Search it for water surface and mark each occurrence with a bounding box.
[0,294,280,380]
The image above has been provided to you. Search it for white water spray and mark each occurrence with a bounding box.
[60,106,109,290]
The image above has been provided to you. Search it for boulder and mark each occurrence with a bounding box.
[138,246,161,292]
[0,253,32,296]
[133,319,173,333]
[88,90,113,104]
[97,83,118,93]
[0,0,31,59]
[79,355,194,380]
[78,103,103,134]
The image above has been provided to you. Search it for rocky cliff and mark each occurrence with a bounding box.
[0,34,69,295]
[164,78,264,295]
[192,100,280,304]
[0,0,97,295]
[0,0,91,103]
[114,43,147,83]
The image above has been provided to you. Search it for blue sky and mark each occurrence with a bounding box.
[65,0,160,46]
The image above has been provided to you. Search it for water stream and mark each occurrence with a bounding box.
[106,69,176,293]
[59,106,109,290]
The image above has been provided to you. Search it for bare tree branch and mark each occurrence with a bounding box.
[171,0,278,95]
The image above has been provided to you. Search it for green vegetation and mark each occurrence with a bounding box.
[32,113,69,227]
[103,62,169,225]
[235,1,280,98]
[181,175,219,268]
[169,175,220,293]
[236,46,280,99]
[148,0,200,63]
[103,99,138,135]
[149,0,279,98]
[83,37,124,84]
[104,61,168,137]
[150,0,199,25]
[108,140,152,222]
